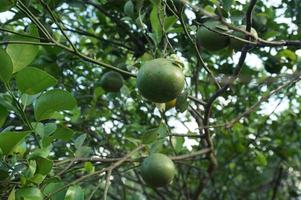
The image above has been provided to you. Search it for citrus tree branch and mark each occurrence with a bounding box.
[176,6,221,89]
[16,1,54,41]
[193,1,258,199]
[0,28,48,41]
[38,0,78,53]
[52,26,135,52]
[0,40,56,46]
[14,1,137,77]
[46,145,145,200]
[180,0,301,49]
[55,147,211,168]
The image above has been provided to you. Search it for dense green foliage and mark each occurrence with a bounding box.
[0,0,301,199]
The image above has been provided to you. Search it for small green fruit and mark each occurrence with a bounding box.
[253,14,268,32]
[229,25,258,51]
[100,71,124,92]
[141,153,176,187]
[196,20,229,51]
[264,57,282,74]
[136,58,185,103]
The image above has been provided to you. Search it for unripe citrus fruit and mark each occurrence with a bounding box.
[136,58,185,103]
[100,71,124,92]
[141,153,176,187]
[264,57,282,74]
[229,25,258,50]
[196,20,229,51]
[253,14,268,33]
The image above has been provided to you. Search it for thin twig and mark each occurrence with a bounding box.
[46,145,145,200]
[38,0,78,53]
[271,166,283,200]
[103,145,145,200]
[177,6,221,89]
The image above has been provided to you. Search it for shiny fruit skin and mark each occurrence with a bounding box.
[229,25,258,51]
[196,21,229,51]
[136,58,185,103]
[100,71,124,92]
[141,153,176,187]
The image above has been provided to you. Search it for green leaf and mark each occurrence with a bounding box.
[8,187,15,200]
[0,0,15,12]
[125,137,140,146]
[0,48,13,83]
[150,3,163,44]
[21,94,40,106]
[51,125,73,141]
[278,49,297,62]
[31,156,53,175]
[255,151,268,166]
[7,25,40,73]
[141,128,159,144]
[172,137,184,153]
[157,123,168,137]
[43,123,57,136]
[65,186,85,200]
[135,12,146,29]
[33,122,45,137]
[16,67,57,95]
[0,105,8,128]
[29,149,53,175]
[84,162,95,173]
[0,165,9,179]
[16,187,43,200]
[176,92,189,113]
[74,134,86,148]
[44,182,67,200]
[75,146,92,157]
[29,173,46,184]
[164,16,177,32]
[34,89,77,121]
[29,148,51,159]
[0,131,31,155]
[150,139,164,153]
[11,141,27,157]
[147,32,161,46]
[124,0,134,17]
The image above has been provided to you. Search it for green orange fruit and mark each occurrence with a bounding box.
[100,71,124,92]
[136,58,185,103]
[141,153,176,187]
[264,57,282,74]
[253,14,268,32]
[196,20,229,51]
[229,25,258,51]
